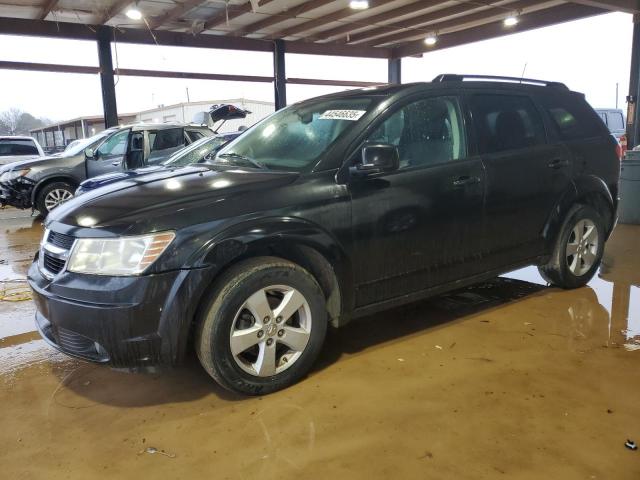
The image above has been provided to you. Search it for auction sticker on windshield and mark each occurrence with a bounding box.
[319,110,367,121]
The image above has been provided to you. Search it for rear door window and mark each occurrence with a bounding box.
[539,94,605,140]
[186,130,205,142]
[148,128,185,152]
[468,94,546,154]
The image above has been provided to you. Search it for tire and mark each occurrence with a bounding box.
[36,181,75,214]
[196,256,327,395]
[538,204,605,289]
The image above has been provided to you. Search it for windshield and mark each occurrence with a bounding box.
[215,98,372,171]
[61,132,111,157]
[162,136,229,167]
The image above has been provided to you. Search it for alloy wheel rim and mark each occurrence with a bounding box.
[44,189,73,210]
[566,219,599,276]
[230,285,312,377]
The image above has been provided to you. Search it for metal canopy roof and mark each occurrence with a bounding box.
[0,1,637,59]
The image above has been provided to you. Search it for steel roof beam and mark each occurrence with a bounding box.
[392,3,606,57]
[200,0,276,32]
[361,0,544,47]
[232,0,336,36]
[0,17,391,58]
[37,0,59,20]
[311,0,446,42]
[268,0,389,39]
[147,0,208,30]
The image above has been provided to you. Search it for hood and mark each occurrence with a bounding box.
[48,165,299,231]
[77,166,164,193]
[0,153,68,171]
[0,155,42,167]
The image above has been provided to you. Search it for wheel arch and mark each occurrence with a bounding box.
[191,217,353,329]
[573,175,615,237]
[543,175,615,253]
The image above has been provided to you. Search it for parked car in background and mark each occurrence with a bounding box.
[76,130,242,194]
[28,75,619,395]
[0,136,44,165]
[596,108,626,152]
[0,123,212,214]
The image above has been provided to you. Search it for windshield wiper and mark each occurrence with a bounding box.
[217,152,266,170]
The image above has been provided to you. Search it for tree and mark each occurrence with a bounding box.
[0,108,22,135]
[0,108,48,136]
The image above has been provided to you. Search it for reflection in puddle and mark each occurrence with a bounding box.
[501,224,640,353]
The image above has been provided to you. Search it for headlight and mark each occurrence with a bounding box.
[1,168,30,182]
[67,231,175,276]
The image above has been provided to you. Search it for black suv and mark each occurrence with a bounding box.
[28,75,619,395]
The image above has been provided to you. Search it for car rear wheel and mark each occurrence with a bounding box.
[196,257,327,395]
[538,204,605,289]
[36,182,74,214]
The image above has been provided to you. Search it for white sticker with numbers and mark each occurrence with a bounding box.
[319,110,366,121]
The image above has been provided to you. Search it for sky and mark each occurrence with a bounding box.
[0,11,633,122]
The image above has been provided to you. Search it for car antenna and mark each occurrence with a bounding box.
[520,62,528,83]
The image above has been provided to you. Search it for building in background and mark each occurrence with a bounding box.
[31,98,274,152]
[31,114,136,153]
[135,99,273,133]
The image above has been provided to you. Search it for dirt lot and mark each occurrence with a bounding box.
[1,206,639,479]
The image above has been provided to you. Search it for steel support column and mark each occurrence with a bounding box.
[273,39,287,110]
[96,26,118,128]
[388,58,401,84]
[627,15,640,148]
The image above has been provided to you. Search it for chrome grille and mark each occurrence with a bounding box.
[47,231,75,250]
[43,253,65,274]
[39,228,75,279]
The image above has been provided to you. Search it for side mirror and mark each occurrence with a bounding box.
[85,148,97,159]
[353,144,400,175]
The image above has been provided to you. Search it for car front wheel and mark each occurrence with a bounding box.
[196,257,327,395]
[36,182,75,214]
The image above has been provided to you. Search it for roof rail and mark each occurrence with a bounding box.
[432,74,568,90]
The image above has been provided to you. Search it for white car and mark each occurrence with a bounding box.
[0,136,45,166]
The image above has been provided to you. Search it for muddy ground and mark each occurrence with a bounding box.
[1,207,638,479]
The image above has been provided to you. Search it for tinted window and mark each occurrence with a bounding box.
[469,94,546,154]
[97,130,129,156]
[608,112,624,130]
[186,130,205,142]
[148,128,185,152]
[539,94,604,140]
[0,139,38,156]
[367,96,466,168]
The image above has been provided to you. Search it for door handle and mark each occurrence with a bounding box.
[547,158,569,169]
[112,161,121,166]
[452,175,481,187]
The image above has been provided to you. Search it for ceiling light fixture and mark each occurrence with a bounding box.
[504,14,519,27]
[126,7,143,20]
[349,0,369,10]
[424,34,438,46]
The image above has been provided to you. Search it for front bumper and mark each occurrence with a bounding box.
[0,178,35,209]
[28,259,213,367]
